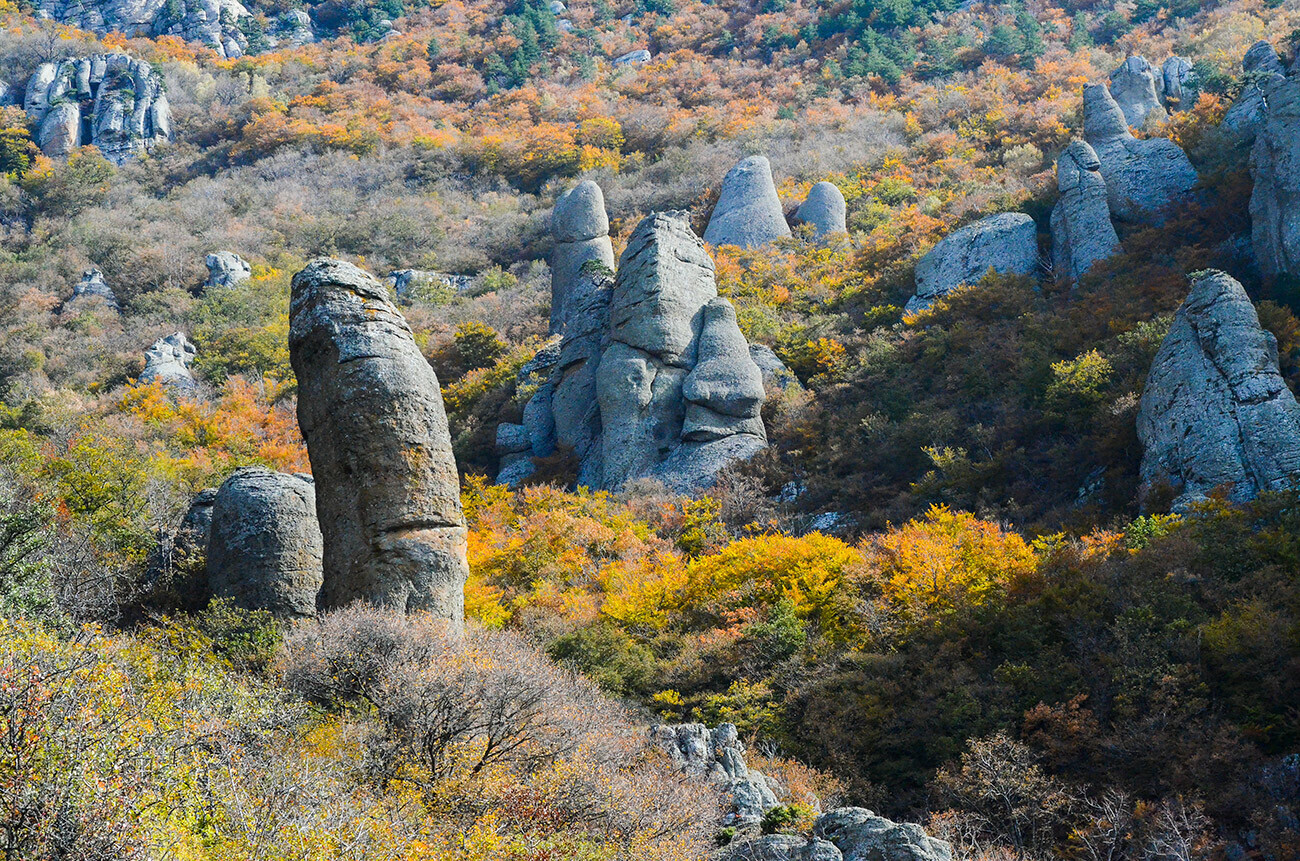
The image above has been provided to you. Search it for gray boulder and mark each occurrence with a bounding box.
[814,808,953,861]
[274,9,315,46]
[722,836,843,861]
[1109,56,1168,128]
[749,343,801,392]
[795,182,847,240]
[144,487,216,610]
[906,212,1038,313]
[207,468,323,618]
[140,332,197,389]
[24,54,171,163]
[1160,56,1195,111]
[204,252,251,289]
[1249,75,1300,278]
[1050,141,1121,282]
[1137,270,1300,510]
[289,258,468,625]
[495,422,536,487]
[704,156,792,249]
[35,0,252,58]
[614,49,651,65]
[385,269,473,301]
[65,268,119,312]
[1083,82,1197,224]
[649,723,780,826]
[550,179,616,334]
[1219,41,1286,150]
[599,212,766,490]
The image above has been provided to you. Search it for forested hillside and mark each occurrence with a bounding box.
[1,0,1299,858]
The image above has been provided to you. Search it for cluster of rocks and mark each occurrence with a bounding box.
[24,53,171,163]
[155,259,470,626]
[907,58,1203,309]
[204,252,251,289]
[649,723,952,861]
[64,268,119,313]
[385,269,474,302]
[702,155,847,249]
[139,331,197,389]
[33,0,313,58]
[497,180,773,492]
[1137,270,1300,510]
[1241,42,1300,280]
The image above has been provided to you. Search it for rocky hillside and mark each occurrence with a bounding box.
[1,0,1300,859]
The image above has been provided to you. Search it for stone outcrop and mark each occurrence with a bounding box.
[649,723,779,827]
[274,9,315,47]
[598,212,766,490]
[795,182,847,240]
[721,836,844,861]
[1137,270,1300,510]
[24,54,171,163]
[814,809,954,861]
[1050,141,1121,282]
[749,343,801,393]
[550,180,616,335]
[1249,75,1300,279]
[1083,83,1197,224]
[385,270,473,301]
[206,468,323,618]
[289,258,468,624]
[1220,41,1286,149]
[1160,56,1194,111]
[614,49,652,66]
[704,156,791,249]
[204,252,251,289]
[65,268,119,312]
[906,212,1038,313]
[35,0,254,58]
[1109,56,1168,128]
[140,332,197,388]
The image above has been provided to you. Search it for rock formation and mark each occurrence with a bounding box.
[1050,141,1121,282]
[813,809,954,861]
[749,343,802,393]
[704,156,792,249]
[206,468,323,618]
[385,270,473,301]
[1220,41,1286,149]
[139,332,197,388]
[649,723,780,827]
[35,0,254,58]
[1109,56,1168,128]
[795,182,847,240]
[64,268,119,312]
[1160,56,1194,111]
[598,212,767,490]
[721,836,843,861]
[274,10,315,47]
[289,258,469,624]
[1137,270,1300,510]
[613,49,652,66]
[204,252,251,289]
[1083,83,1197,224]
[1249,75,1300,279]
[24,54,171,163]
[549,179,616,335]
[906,212,1038,313]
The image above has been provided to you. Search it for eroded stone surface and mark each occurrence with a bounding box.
[35,0,254,58]
[289,258,468,625]
[140,332,197,388]
[1050,141,1121,282]
[906,212,1039,313]
[1249,75,1300,279]
[1110,56,1167,128]
[1137,270,1300,510]
[704,156,791,249]
[795,181,847,240]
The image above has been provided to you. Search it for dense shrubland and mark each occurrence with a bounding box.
[1,0,1299,857]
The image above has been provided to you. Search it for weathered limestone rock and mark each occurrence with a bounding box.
[1220,41,1286,149]
[814,808,954,861]
[35,0,253,58]
[906,212,1038,313]
[1110,56,1168,128]
[749,343,801,392]
[599,212,766,490]
[289,258,468,624]
[24,54,171,163]
[1050,141,1121,282]
[495,422,536,487]
[204,252,251,289]
[1161,56,1195,111]
[274,9,315,47]
[140,332,197,388]
[795,181,847,240]
[65,268,119,312]
[207,468,323,617]
[1137,270,1300,510]
[704,156,792,249]
[649,723,780,826]
[385,269,472,301]
[721,836,844,861]
[613,48,651,65]
[1083,83,1197,224]
[550,179,616,335]
[1249,75,1300,279]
